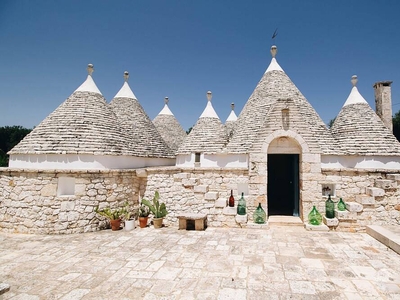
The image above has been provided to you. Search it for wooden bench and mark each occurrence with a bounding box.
[177,213,207,231]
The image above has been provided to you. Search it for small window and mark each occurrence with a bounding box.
[322,184,335,197]
[195,153,201,163]
[57,177,75,196]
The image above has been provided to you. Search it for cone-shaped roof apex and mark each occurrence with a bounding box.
[342,75,368,107]
[158,97,174,115]
[74,64,102,95]
[265,45,283,73]
[226,102,237,122]
[200,91,220,119]
[114,71,137,99]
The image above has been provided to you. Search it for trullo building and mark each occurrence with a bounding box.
[1,46,399,234]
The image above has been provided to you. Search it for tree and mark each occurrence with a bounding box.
[0,126,32,167]
[327,118,336,129]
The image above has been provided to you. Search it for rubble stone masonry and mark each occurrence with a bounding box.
[0,167,399,234]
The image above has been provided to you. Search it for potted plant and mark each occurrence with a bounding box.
[138,204,150,228]
[123,203,138,231]
[141,191,168,229]
[95,206,125,231]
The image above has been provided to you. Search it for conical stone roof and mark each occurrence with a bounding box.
[227,46,336,154]
[153,97,187,153]
[225,102,237,137]
[331,76,400,155]
[177,91,228,154]
[109,72,175,158]
[9,65,135,156]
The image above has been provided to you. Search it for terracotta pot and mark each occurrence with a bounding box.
[139,216,148,228]
[110,219,121,231]
[153,218,163,229]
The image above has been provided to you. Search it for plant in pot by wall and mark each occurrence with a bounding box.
[138,204,150,228]
[141,191,168,229]
[95,206,125,231]
[123,203,139,231]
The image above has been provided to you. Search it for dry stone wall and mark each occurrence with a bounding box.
[315,169,400,231]
[0,168,139,234]
[1,165,399,234]
[144,167,249,227]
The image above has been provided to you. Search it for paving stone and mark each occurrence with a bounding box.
[1,226,400,299]
[304,223,329,231]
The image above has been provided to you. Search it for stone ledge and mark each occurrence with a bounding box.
[346,202,363,213]
[367,187,385,197]
[355,195,375,205]
[323,216,339,227]
[366,225,400,255]
[235,214,248,224]
[223,206,236,216]
[335,210,357,220]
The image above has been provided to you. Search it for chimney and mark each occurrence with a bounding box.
[374,81,393,131]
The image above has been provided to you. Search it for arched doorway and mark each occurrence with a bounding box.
[267,137,301,216]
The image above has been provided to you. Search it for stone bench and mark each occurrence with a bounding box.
[0,283,10,300]
[177,213,207,231]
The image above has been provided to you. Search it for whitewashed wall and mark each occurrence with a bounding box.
[321,155,400,170]
[9,154,175,170]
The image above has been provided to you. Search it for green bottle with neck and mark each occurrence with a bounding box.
[237,192,246,215]
[325,194,335,219]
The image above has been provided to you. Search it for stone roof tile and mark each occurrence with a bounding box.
[9,91,135,155]
[109,80,175,158]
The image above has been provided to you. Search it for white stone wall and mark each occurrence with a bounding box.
[317,169,400,231]
[144,167,249,228]
[1,166,399,234]
[0,169,139,234]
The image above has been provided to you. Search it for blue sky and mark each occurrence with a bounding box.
[1,0,400,131]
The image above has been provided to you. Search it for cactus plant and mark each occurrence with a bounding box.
[141,191,168,219]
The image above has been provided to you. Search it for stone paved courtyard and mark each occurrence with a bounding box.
[1,225,400,300]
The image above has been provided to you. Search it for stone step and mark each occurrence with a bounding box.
[268,216,303,226]
[335,209,357,221]
[355,195,375,205]
[366,225,400,255]
[367,187,385,197]
[375,179,397,189]
[345,202,363,212]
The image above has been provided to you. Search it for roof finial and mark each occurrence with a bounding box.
[87,64,94,76]
[351,75,358,87]
[271,45,277,58]
[231,102,235,111]
[207,91,212,102]
[124,71,129,82]
[164,96,169,104]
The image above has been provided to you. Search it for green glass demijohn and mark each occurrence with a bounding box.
[337,198,346,211]
[325,194,335,219]
[237,192,246,215]
[253,203,266,224]
[308,206,322,225]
